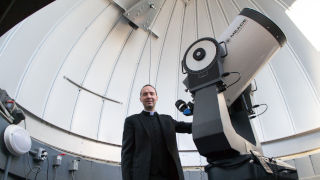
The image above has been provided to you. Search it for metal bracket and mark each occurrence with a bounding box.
[112,0,164,38]
[219,41,228,58]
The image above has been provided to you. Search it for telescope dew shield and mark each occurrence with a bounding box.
[218,8,286,106]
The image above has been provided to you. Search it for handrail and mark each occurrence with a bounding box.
[64,76,122,104]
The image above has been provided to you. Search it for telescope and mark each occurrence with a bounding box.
[179,8,298,180]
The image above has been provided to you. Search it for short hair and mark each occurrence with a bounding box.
[140,84,157,96]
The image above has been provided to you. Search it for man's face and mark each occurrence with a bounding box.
[140,86,158,111]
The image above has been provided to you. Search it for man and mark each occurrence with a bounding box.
[121,84,192,180]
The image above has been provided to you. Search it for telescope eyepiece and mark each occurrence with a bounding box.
[175,99,188,112]
[175,99,193,116]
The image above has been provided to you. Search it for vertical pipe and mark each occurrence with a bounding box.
[2,155,12,180]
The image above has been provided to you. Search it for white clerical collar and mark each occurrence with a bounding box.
[144,110,156,116]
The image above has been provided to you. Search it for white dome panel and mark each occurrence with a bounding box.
[269,45,320,133]
[71,90,103,139]
[44,78,78,130]
[156,0,185,118]
[196,0,214,38]
[253,65,295,141]
[43,4,122,129]
[0,0,80,96]
[218,0,240,24]
[148,0,177,86]
[126,38,151,116]
[98,28,150,143]
[16,0,110,117]
[207,0,228,37]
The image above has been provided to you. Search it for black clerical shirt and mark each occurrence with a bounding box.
[141,111,171,178]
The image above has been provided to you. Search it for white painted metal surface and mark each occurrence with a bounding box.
[0,0,320,167]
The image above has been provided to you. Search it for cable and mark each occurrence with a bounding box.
[53,167,57,180]
[24,153,28,179]
[25,152,42,180]
[46,156,49,180]
[222,72,241,89]
[34,167,41,180]
[26,166,41,180]
[26,169,32,180]
[199,155,204,180]
[26,152,39,173]
[249,104,268,119]
[71,171,75,180]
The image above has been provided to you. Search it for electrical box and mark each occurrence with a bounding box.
[69,160,79,171]
[53,155,62,166]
